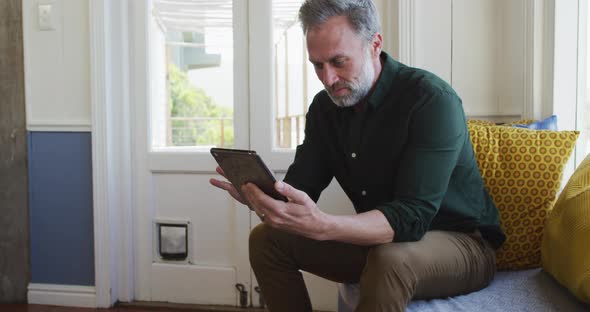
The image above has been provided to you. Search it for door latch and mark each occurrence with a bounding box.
[235,283,248,308]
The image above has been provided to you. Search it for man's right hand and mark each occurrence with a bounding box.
[209,166,249,206]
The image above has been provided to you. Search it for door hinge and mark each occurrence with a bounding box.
[254,285,266,308]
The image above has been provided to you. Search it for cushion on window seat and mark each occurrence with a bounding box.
[467,123,578,270]
[542,153,590,304]
[337,269,590,312]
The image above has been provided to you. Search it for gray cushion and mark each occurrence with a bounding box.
[338,269,590,312]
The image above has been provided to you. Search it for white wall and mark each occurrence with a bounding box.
[23,0,90,132]
[414,0,452,83]
[411,0,533,121]
[373,0,398,58]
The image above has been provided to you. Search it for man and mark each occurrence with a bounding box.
[210,0,506,311]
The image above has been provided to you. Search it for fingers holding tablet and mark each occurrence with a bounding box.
[210,148,288,202]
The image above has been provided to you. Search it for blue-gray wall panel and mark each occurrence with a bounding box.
[28,131,94,285]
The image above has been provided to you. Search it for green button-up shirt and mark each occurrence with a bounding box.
[283,52,506,249]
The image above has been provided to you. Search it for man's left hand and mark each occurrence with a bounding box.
[242,181,329,240]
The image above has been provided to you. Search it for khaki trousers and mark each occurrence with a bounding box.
[249,224,496,312]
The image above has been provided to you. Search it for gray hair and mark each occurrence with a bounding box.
[298,0,381,43]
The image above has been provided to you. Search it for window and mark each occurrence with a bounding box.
[149,0,323,151]
[272,0,324,149]
[152,0,235,148]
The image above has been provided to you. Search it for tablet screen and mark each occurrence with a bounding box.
[211,148,287,202]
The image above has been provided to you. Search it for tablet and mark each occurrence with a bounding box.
[210,148,288,202]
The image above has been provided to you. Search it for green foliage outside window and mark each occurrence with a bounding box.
[168,63,234,147]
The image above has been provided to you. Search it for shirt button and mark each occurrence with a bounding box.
[361,190,367,196]
[351,153,357,158]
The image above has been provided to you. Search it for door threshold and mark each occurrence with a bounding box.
[117,301,331,312]
[117,301,267,311]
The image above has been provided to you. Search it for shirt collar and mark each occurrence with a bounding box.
[366,51,399,110]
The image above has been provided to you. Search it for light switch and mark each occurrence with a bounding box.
[38,4,55,31]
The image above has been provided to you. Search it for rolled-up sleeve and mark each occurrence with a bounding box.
[376,90,466,242]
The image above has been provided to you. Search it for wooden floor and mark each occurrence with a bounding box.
[0,303,267,312]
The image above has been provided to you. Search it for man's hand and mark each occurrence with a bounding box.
[213,172,394,245]
[209,166,249,206]
[242,181,329,240]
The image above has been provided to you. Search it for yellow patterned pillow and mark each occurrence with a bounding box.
[468,124,579,270]
[467,119,535,127]
[542,154,590,304]
[503,119,536,127]
[467,119,495,126]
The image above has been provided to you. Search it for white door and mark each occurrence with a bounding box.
[132,0,252,306]
[131,0,354,310]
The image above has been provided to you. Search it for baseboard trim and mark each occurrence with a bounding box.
[27,283,97,308]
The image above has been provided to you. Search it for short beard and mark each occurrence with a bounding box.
[326,48,376,108]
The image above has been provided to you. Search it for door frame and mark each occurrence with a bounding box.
[90,0,135,307]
